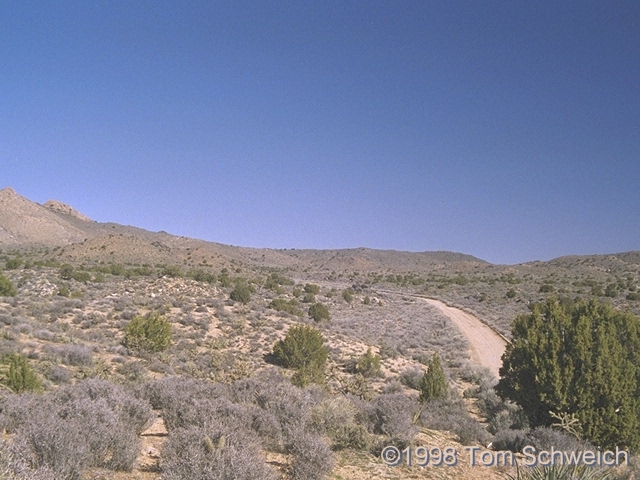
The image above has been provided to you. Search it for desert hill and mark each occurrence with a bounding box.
[0,187,489,272]
[0,187,90,246]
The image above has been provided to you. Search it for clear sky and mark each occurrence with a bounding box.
[2,1,639,265]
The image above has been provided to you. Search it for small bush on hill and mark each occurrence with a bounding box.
[419,353,447,403]
[1,353,42,393]
[342,289,353,303]
[308,303,330,322]
[0,274,16,297]
[230,283,252,304]
[123,312,172,353]
[273,325,329,386]
[366,393,419,450]
[355,347,381,378]
[268,298,302,316]
[303,284,320,295]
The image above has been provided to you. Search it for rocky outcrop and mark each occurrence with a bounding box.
[43,199,93,222]
[0,187,89,246]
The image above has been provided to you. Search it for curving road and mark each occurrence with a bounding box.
[422,298,507,379]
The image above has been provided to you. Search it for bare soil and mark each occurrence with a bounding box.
[422,298,507,379]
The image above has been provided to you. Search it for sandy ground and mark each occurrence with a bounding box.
[421,298,507,379]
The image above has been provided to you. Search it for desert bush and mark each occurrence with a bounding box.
[58,264,74,280]
[491,428,530,452]
[366,393,419,449]
[187,269,216,283]
[525,426,588,452]
[342,289,353,303]
[0,379,153,477]
[234,374,315,446]
[273,325,329,386]
[161,424,278,480]
[497,298,640,450]
[340,373,375,401]
[268,298,302,316]
[0,439,57,479]
[123,311,172,353]
[419,391,490,445]
[311,396,370,450]
[289,433,334,480]
[1,353,42,393]
[161,265,182,278]
[355,347,381,378]
[45,364,72,384]
[4,258,22,270]
[140,376,231,430]
[0,275,16,297]
[229,283,252,304]
[48,344,93,367]
[54,379,155,434]
[302,292,316,303]
[303,284,320,295]
[308,302,330,322]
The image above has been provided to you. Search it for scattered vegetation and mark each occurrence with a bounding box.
[0,241,639,478]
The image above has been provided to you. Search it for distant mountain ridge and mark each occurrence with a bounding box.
[1,187,637,273]
[0,187,489,267]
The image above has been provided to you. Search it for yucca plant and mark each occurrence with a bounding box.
[505,463,615,480]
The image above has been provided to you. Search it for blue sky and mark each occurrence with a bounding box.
[2,1,639,264]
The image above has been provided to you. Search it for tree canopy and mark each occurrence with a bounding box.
[496,298,640,450]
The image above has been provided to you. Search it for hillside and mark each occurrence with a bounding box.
[0,188,639,479]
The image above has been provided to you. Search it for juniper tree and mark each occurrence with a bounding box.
[497,298,640,450]
[273,325,329,386]
[419,353,447,403]
[3,353,42,393]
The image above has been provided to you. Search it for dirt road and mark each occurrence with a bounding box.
[422,298,507,379]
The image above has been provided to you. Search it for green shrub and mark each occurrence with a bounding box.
[342,289,353,303]
[419,353,447,403]
[230,283,252,304]
[4,258,21,270]
[71,271,91,283]
[273,325,328,386]
[0,275,16,297]
[161,265,182,278]
[356,348,381,378]
[303,284,320,295]
[268,298,302,316]
[123,312,172,353]
[308,303,330,322]
[302,292,316,303]
[2,353,42,393]
[58,264,74,280]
